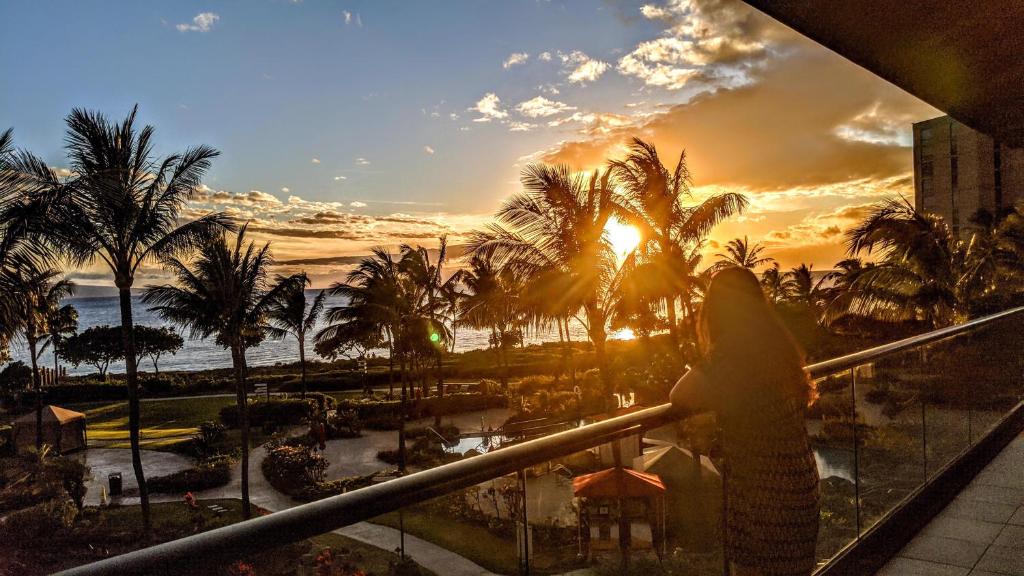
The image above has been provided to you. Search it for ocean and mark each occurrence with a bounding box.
[8,291,596,376]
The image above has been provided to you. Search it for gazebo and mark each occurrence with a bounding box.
[12,405,88,453]
[573,467,666,559]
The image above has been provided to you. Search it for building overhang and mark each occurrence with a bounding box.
[743,1,1024,147]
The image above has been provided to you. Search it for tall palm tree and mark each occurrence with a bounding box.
[0,257,75,448]
[144,226,296,518]
[713,236,775,271]
[469,164,621,402]
[399,237,461,400]
[268,273,326,399]
[842,198,965,328]
[2,107,231,529]
[457,254,528,389]
[609,137,747,349]
[318,247,449,470]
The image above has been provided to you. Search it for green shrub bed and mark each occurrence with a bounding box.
[147,455,233,494]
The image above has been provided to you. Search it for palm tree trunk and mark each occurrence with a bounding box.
[398,352,408,475]
[434,347,443,428]
[564,317,576,388]
[232,343,252,519]
[388,341,395,398]
[299,336,307,400]
[118,287,150,533]
[29,337,42,449]
[665,295,679,349]
[53,340,60,387]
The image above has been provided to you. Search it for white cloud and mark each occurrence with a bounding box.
[538,51,552,62]
[508,121,537,132]
[311,158,321,164]
[334,175,347,181]
[423,145,435,155]
[558,51,610,84]
[470,93,508,122]
[355,157,371,166]
[449,112,459,120]
[349,201,367,208]
[569,59,610,84]
[281,187,290,193]
[176,12,219,33]
[503,52,529,69]
[516,96,577,118]
[343,11,363,27]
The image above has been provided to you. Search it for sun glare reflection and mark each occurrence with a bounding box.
[605,217,641,260]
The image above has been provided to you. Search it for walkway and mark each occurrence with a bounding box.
[877,432,1024,576]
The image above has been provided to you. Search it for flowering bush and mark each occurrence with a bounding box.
[261,444,328,494]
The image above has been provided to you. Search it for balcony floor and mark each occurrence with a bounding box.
[876,431,1024,575]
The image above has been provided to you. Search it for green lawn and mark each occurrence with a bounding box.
[70,396,235,450]
[372,508,522,575]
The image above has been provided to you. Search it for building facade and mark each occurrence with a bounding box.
[913,115,1024,238]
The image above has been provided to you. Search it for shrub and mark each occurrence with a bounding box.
[516,375,555,395]
[261,444,329,494]
[219,395,334,428]
[335,393,507,430]
[148,455,233,494]
[325,409,361,439]
[0,497,78,541]
[290,474,375,502]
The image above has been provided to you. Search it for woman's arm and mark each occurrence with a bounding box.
[669,365,713,415]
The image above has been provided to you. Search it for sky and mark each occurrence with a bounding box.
[0,0,940,288]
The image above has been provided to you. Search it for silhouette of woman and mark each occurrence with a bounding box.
[671,267,820,576]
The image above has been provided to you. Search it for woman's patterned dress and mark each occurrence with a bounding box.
[701,362,821,576]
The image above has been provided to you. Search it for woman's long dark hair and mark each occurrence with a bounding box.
[698,266,816,407]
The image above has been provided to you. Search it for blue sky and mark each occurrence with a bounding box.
[1,0,940,286]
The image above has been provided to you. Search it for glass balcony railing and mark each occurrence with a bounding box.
[54,307,1024,576]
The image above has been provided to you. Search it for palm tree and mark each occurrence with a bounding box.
[2,107,231,530]
[842,198,965,328]
[144,226,296,518]
[782,263,831,315]
[713,236,775,271]
[318,248,403,397]
[0,257,75,448]
[315,247,436,471]
[268,273,326,399]
[45,301,79,387]
[609,137,747,349]
[469,164,621,402]
[760,263,785,304]
[457,254,528,389]
[399,237,461,400]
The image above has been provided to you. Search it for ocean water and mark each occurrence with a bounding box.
[8,291,596,376]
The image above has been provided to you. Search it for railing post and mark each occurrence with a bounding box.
[850,367,861,537]
[518,469,530,576]
[920,347,929,481]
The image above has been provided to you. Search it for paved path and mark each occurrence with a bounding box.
[337,522,498,576]
[877,431,1024,576]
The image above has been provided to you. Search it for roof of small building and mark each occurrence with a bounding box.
[14,405,86,424]
[573,467,665,499]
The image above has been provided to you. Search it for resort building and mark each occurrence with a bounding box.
[913,115,1024,237]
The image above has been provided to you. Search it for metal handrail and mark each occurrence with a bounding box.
[54,306,1024,576]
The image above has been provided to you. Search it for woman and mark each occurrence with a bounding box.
[671,267,820,576]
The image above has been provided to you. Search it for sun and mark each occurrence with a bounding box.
[605,217,642,259]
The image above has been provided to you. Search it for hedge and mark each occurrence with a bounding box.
[336,393,507,430]
[148,455,233,494]
[218,393,336,428]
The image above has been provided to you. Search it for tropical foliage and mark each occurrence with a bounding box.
[144,225,302,518]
